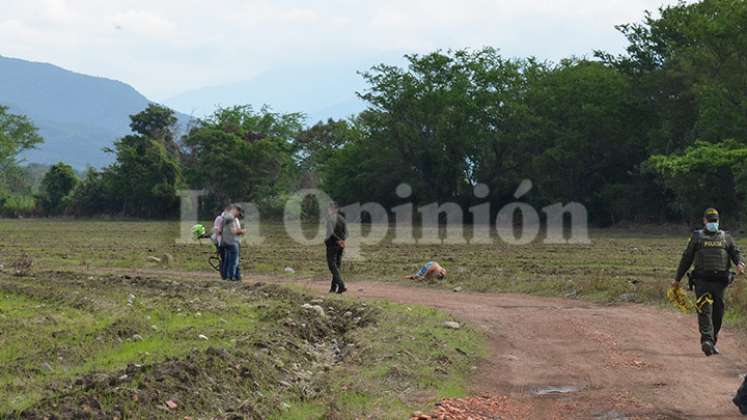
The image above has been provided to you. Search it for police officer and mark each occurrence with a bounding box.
[672,208,745,356]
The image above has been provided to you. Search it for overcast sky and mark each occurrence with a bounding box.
[1,0,681,101]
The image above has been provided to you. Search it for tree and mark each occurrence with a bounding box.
[601,0,747,153]
[67,168,118,217]
[297,119,360,169]
[0,106,43,196]
[296,118,363,187]
[37,162,79,215]
[323,49,657,223]
[109,134,181,217]
[355,49,496,204]
[182,105,303,211]
[42,1,747,224]
[111,105,182,217]
[321,48,538,211]
[129,103,180,155]
[597,0,747,223]
[67,106,182,218]
[647,140,747,223]
[522,60,654,224]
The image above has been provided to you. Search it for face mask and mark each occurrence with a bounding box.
[706,222,719,232]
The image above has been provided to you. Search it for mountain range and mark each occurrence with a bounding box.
[163,58,374,124]
[0,55,164,168]
[0,54,399,168]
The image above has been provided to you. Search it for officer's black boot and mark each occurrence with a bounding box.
[702,340,718,356]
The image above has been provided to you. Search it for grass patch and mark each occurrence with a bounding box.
[327,301,486,419]
[0,272,483,418]
[4,219,746,415]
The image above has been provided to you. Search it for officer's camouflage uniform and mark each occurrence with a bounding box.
[675,229,744,344]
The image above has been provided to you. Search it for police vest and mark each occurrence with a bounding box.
[693,230,730,273]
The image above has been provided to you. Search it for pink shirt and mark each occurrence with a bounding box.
[212,212,225,244]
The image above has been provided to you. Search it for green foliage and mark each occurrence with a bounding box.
[68,106,182,218]
[16,0,747,225]
[318,135,393,207]
[0,165,33,196]
[36,162,78,216]
[296,118,362,177]
[317,48,542,210]
[67,168,118,217]
[109,135,181,217]
[355,48,520,205]
[522,60,653,224]
[129,103,180,155]
[647,140,747,221]
[0,106,43,166]
[602,0,747,153]
[318,51,657,224]
[0,106,43,217]
[182,106,303,213]
[22,163,53,193]
[310,1,747,225]
[0,194,35,218]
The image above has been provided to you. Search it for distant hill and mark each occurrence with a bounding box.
[0,55,185,168]
[0,54,400,168]
[163,54,406,125]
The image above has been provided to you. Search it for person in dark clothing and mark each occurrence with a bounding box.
[672,208,744,356]
[325,202,347,294]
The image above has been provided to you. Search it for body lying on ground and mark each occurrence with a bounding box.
[406,261,447,281]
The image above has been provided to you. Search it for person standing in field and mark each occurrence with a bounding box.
[325,201,347,294]
[672,208,744,356]
[212,205,230,280]
[222,204,246,281]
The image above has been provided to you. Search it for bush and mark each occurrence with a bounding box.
[0,194,36,218]
[66,169,118,217]
[256,193,294,220]
[647,140,747,223]
[36,162,79,216]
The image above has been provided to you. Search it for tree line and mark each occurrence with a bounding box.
[1,0,745,225]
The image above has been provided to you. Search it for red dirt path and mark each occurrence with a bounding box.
[282,276,747,419]
[119,269,747,419]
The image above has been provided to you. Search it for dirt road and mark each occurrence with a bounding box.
[270,276,747,419]
[119,269,747,419]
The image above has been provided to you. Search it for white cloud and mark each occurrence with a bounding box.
[111,10,177,39]
[0,0,683,100]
